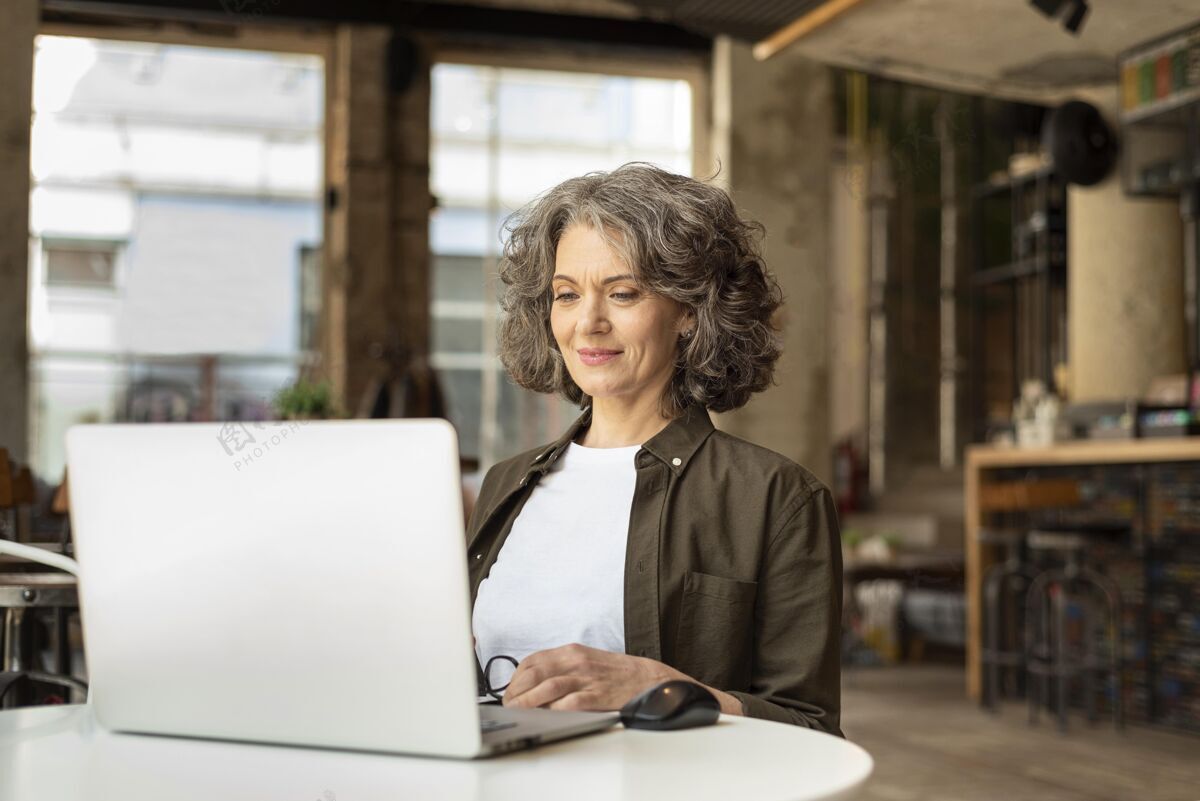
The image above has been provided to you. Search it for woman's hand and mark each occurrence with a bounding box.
[501,643,743,715]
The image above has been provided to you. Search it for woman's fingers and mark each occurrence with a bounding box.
[546,690,602,712]
[503,643,584,698]
[502,660,544,701]
[504,674,581,709]
[501,643,645,710]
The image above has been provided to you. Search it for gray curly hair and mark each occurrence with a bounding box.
[496,162,783,416]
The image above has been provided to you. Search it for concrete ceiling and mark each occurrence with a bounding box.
[752,0,1200,104]
[417,0,831,41]
[418,0,1199,103]
[50,0,1200,103]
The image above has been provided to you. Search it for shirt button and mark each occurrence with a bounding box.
[671,457,682,467]
[474,553,483,560]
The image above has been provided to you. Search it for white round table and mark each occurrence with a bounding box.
[0,704,873,801]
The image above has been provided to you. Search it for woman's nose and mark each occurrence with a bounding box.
[577,294,610,334]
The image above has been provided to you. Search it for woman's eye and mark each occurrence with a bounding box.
[552,290,637,302]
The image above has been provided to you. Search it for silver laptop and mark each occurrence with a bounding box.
[66,419,617,758]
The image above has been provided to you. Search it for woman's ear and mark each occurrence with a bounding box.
[678,307,697,337]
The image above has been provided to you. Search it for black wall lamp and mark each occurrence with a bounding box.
[1029,0,1089,35]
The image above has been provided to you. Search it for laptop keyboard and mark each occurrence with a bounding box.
[480,719,517,734]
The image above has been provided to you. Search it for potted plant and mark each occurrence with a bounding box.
[272,378,341,420]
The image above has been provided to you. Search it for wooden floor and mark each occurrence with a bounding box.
[841,664,1200,801]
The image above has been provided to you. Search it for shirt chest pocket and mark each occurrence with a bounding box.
[673,570,757,690]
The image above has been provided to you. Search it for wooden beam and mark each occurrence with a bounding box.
[753,0,870,61]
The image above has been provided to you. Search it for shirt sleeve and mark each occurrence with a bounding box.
[726,485,844,737]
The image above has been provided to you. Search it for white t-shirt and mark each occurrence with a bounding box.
[472,441,639,691]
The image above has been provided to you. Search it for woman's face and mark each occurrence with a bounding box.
[550,224,689,410]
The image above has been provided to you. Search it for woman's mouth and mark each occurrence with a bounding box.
[578,348,622,366]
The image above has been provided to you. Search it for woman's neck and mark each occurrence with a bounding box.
[578,394,674,448]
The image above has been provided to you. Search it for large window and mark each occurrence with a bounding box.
[430,64,694,467]
[28,35,324,481]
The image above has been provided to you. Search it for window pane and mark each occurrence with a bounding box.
[430,206,492,257]
[433,254,486,304]
[430,63,490,142]
[431,142,490,205]
[495,371,579,457]
[433,317,484,354]
[45,244,117,287]
[496,71,619,147]
[441,368,483,459]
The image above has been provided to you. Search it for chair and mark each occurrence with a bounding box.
[976,477,1082,713]
[0,461,87,709]
[1024,529,1125,733]
[0,571,87,708]
[979,527,1038,711]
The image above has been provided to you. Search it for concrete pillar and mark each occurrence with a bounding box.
[829,159,870,451]
[390,41,434,366]
[0,0,36,462]
[322,27,432,415]
[710,37,835,484]
[1067,93,1185,402]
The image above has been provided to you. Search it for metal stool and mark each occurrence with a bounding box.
[979,527,1037,711]
[1024,530,1124,733]
[0,572,87,709]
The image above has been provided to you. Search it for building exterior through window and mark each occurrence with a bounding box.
[28,35,324,481]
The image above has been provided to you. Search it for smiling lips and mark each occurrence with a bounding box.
[578,348,622,366]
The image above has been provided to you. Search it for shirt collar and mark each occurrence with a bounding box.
[525,403,714,478]
[641,404,715,475]
[527,407,592,475]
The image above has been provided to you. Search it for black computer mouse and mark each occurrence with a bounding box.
[619,680,720,731]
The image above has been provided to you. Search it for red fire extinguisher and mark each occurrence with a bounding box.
[833,438,859,516]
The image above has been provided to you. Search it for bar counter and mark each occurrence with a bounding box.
[965,437,1200,731]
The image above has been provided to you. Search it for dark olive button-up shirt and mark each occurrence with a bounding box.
[465,404,844,737]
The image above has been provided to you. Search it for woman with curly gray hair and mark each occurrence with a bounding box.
[466,162,843,737]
